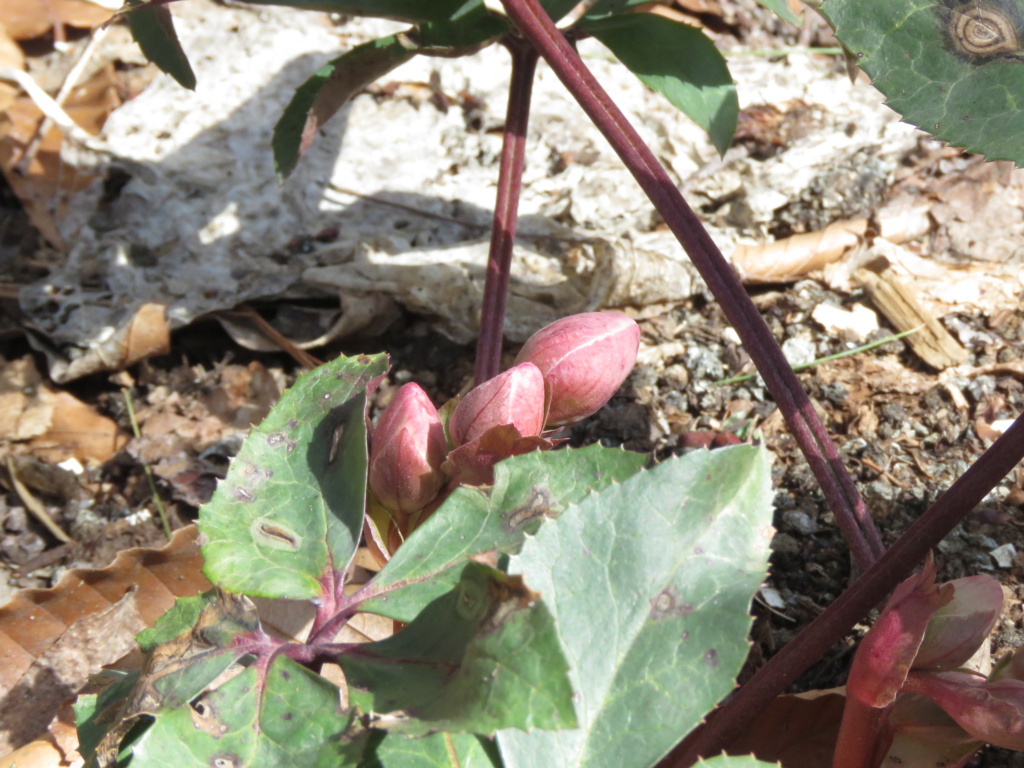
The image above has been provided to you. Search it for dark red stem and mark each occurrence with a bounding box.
[498,0,883,568]
[474,38,539,385]
[665,411,1024,765]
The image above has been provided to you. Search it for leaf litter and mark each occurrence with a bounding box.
[1,0,1024,765]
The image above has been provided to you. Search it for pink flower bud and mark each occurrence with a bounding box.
[450,363,546,447]
[369,383,447,515]
[514,312,640,427]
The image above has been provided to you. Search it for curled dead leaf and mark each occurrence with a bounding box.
[0,0,113,40]
[0,355,128,463]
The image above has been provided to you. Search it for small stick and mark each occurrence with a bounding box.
[13,25,110,175]
[232,305,322,370]
[122,390,172,539]
[0,67,114,160]
[5,457,73,543]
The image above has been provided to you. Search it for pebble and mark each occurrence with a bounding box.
[782,510,819,535]
[990,543,1017,569]
[771,532,801,555]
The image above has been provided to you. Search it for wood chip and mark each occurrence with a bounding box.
[853,256,968,370]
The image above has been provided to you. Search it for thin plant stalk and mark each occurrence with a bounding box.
[122,389,173,539]
[474,38,539,385]
[664,411,1024,765]
[498,0,884,568]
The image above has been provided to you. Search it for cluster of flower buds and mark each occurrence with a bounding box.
[365,312,640,560]
[835,556,1023,767]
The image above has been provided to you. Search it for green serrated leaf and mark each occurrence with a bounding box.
[754,0,802,26]
[362,731,502,767]
[580,13,738,155]
[822,0,1024,164]
[583,0,799,25]
[135,592,215,653]
[123,0,196,90]
[361,444,648,621]
[236,0,478,23]
[341,562,576,736]
[583,0,650,18]
[274,36,416,179]
[126,657,364,768]
[200,353,388,599]
[497,444,775,768]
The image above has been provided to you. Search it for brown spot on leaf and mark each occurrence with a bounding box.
[253,520,301,551]
[328,424,344,464]
[234,487,254,503]
[191,697,229,737]
[502,488,556,531]
[649,587,695,619]
[704,649,719,668]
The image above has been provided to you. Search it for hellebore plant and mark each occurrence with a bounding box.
[79,322,781,768]
[90,0,1024,765]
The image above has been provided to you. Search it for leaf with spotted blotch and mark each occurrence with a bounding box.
[359,444,648,622]
[200,353,388,599]
[822,0,1024,164]
[362,731,501,768]
[123,656,364,768]
[497,443,775,768]
[342,562,575,736]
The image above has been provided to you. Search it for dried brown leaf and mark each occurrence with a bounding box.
[29,390,128,464]
[0,589,144,754]
[121,302,171,369]
[0,65,121,245]
[0,355,127,463]
[0,0,112,40]
[0,357,52,441]
[733,218,868,284]
[0,526,209,704]
[0,715,80,768]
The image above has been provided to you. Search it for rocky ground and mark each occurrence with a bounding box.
[1,0,1023,764]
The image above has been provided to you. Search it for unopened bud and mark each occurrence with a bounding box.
[369,383,447,515]
[515,312,640,427]
[450,362,546,447]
